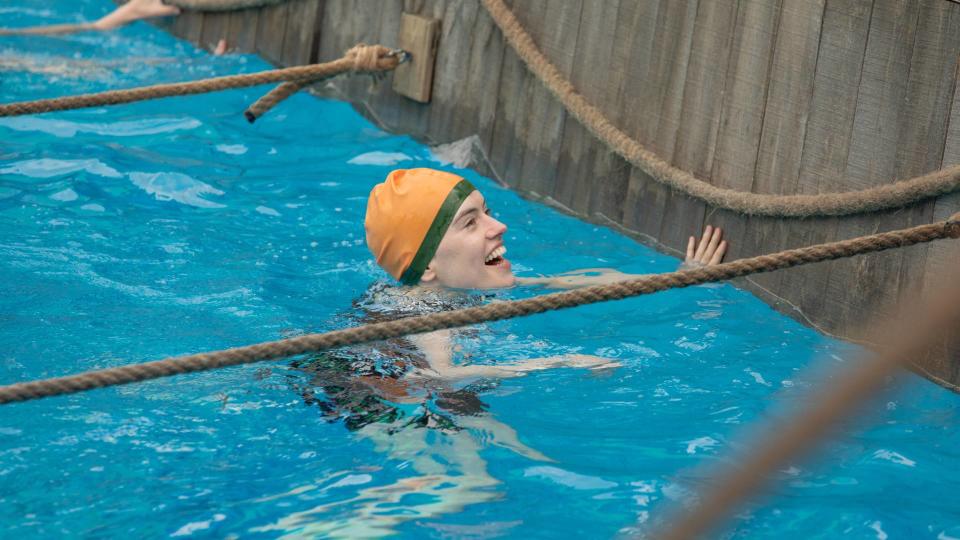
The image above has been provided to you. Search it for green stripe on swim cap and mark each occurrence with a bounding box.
[400,179,476,285]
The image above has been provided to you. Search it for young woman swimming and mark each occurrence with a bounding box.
[278,168,728,535]
[362,167,727,379]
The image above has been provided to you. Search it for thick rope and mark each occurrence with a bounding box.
[244,45,399,121]
[653,278,960,540]
[480,0,960,217]
[244,81,305,122]
[0,214,957,405]
[0,45,399,117]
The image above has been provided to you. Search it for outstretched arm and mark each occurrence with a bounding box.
[517,225,728,289]
[1,0,180,35]
[408,330,620,381]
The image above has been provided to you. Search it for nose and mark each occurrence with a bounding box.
[485,214,507,238]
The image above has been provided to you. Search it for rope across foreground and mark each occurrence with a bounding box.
[480,0,960,217]
[0,44,402,118]
[1,214,957,406]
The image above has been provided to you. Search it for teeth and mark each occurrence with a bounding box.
[485,246,507,263]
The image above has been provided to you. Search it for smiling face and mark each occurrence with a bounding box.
[419,190,514,289]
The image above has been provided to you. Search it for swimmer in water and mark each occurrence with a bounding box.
[0,0,180,36]
[363,167,727,379]
[273,168,728,536]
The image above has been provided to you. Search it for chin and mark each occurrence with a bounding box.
[481,269,515,289]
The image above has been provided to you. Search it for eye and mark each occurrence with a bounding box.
[484,208,491,215]
[465,218,476,228]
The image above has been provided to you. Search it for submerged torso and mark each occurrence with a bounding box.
[292,281,492,431]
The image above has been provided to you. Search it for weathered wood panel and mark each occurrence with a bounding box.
[888,0,960,323]
[642,0,700,251]
[168,8,204,44]
[555,0,621,215]
[742,0,825,296]
[199,11,229,52]
[619,0,664,237]
[515,0,583,200]
[255,1,290,65]
[281,0,323,66]
[782,0,873,321]
[827,0,920,334]
[225,9,260,53]
[706,0,783,296]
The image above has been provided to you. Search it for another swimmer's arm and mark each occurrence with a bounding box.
[517,225,728,290]
[410,331,619,380]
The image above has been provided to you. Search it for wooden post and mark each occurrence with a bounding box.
[392,13,440,103]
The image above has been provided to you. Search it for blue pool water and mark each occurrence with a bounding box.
[2,2,959,538]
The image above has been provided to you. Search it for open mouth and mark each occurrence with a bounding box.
[484,245,507,266]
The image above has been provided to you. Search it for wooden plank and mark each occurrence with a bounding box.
[199,11,229,52]
[890,0,960,326]
[781,0,873,322]
[923,53,960,385]
[225,8,259,53]
[660,0,738,255]
[705,0,783,274]
[169,9,205,44]
[392,13,441,102]
[754,0,825,195]
[255,1,291,66]
[554,0,620,213]
[742,0,826,295]
[587,0,652,224]
[824,0,920,335]
[487,0,551,192]
[652,0,708,251]
[619,0,669,237]
[281,0,323,66]
[450,1,506,154]
[416,0,506,156]
[672,0,738,183]
[486,17,526,188]
[517,0,583,199]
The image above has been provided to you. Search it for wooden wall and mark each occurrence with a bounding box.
[160,0,960,389]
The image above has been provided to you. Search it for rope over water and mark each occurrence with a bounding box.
[1,214,957,406]
[480,0,960,217]
[0,44,402,118]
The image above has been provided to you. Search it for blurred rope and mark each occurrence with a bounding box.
[0,213,956,405]
[651,275,960,540]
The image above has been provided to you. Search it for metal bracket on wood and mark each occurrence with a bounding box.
[392,13,440,103]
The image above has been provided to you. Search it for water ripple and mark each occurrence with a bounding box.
[0,116,201,138]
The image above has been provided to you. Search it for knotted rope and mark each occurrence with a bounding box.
[480,0,960,217]
[0,44,402,118]
[243,45,405,123]
[1,214,956,405]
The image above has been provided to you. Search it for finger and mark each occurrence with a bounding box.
[686,236,696,261]
[700,226,723,263]
[694,225,712,260]
[709,240,728,265]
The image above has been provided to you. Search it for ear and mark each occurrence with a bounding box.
[420,263,437,284]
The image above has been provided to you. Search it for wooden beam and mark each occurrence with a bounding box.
[392,13,440,103]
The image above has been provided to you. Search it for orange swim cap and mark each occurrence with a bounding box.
[365,168,476,284]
